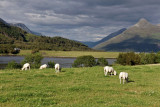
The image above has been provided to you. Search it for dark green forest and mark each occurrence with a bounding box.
[0,20,93,53]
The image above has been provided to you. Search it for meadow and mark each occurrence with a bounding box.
[0,65,160,107]
[17,50,119,58]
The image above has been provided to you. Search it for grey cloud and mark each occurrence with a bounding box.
[1,0,160,41]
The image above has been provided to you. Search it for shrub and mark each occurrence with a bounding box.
[117,52,141,65]
[97,57,108,66]
[116,53,126,65]
[117,52,160,65]
[139,53,148,64]
[156,51,160,63]
[72,55,96,67]
[0,44,14,54]
[21,53,43,68]
[48,61,55,68]
[6,61,21,69]
[145,52,156,64]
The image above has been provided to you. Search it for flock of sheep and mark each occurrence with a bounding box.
[104,66,129,84]
[21,63,61,73]
[21,63,128,84]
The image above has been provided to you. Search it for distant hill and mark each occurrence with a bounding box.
[82,28,126,48]
[10,23,42,36]
[93,18,160,52]
[0,18,93,51]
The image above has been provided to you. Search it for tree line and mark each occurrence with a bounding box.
[117,52,160,65]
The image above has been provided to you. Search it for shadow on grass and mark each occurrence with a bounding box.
[60,70,66,72]
[128,79,135,83]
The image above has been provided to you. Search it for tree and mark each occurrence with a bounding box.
[72,55,96,67]
[48,61,55,68]
[6,61,21,69]
[117,52,140,65]
[156,51,160,63]
[21,53,43,68]
[97,57,108,66]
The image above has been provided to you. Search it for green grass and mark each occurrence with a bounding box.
[17,50,119,58]
[0,65,160,107]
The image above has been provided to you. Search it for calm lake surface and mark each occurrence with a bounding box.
[0,56,116,69]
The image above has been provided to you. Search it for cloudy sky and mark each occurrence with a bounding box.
[1,0,160,41]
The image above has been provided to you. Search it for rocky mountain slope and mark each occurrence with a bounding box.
[94,18,160,52]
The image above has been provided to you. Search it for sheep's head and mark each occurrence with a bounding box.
[114,71,117,75]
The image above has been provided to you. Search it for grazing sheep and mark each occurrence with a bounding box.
[39,64,47,69]
[104,66,116,76]
[55,63,61,73]
[21,63,30,70]
[104,66,109,76]
[114,70,117,76]
[119,72,128,84]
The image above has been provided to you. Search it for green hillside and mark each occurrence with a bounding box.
[0,18,92,51]
[94,18,160,52]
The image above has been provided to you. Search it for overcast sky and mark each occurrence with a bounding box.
[1,0,160,41]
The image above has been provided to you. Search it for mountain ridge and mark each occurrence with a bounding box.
[9,23,42,36]
[82,28,126,48]
[0,18,42,36]
[93,18,160,52]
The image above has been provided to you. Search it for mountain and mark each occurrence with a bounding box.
[0,18,9,25]
[82,28,126,48]
[0,18,42,36]
[0,18,93,51]
[10,23,42,36]
[94,18,160,52]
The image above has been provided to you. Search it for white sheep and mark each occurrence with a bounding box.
[39,64,47,69]
[114,70,117,75]
[104,66,116,76]
[21,63,30,70]
[119,72,128,84]
[55,63,61,73]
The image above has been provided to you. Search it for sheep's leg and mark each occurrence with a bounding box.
[126,78,128,83]
[105,72,108,76]
[104,70,106,74]
[123,79,124,84]
[120,78,121,84]
[29,66,30,70]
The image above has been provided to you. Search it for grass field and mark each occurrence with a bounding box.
[17,50,119,58]
[0,65,160,107]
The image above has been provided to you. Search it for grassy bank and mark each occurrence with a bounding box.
[17,50,119,58]
[0,65,160,106]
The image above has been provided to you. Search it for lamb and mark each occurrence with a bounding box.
[39,64,47,69]
[21,63,30,70]
[119,72,128,84]
[55,63,61,73]
[104,66,116,76]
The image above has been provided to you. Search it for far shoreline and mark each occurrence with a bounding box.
[0,54,117,59]
[0,50,119,59]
